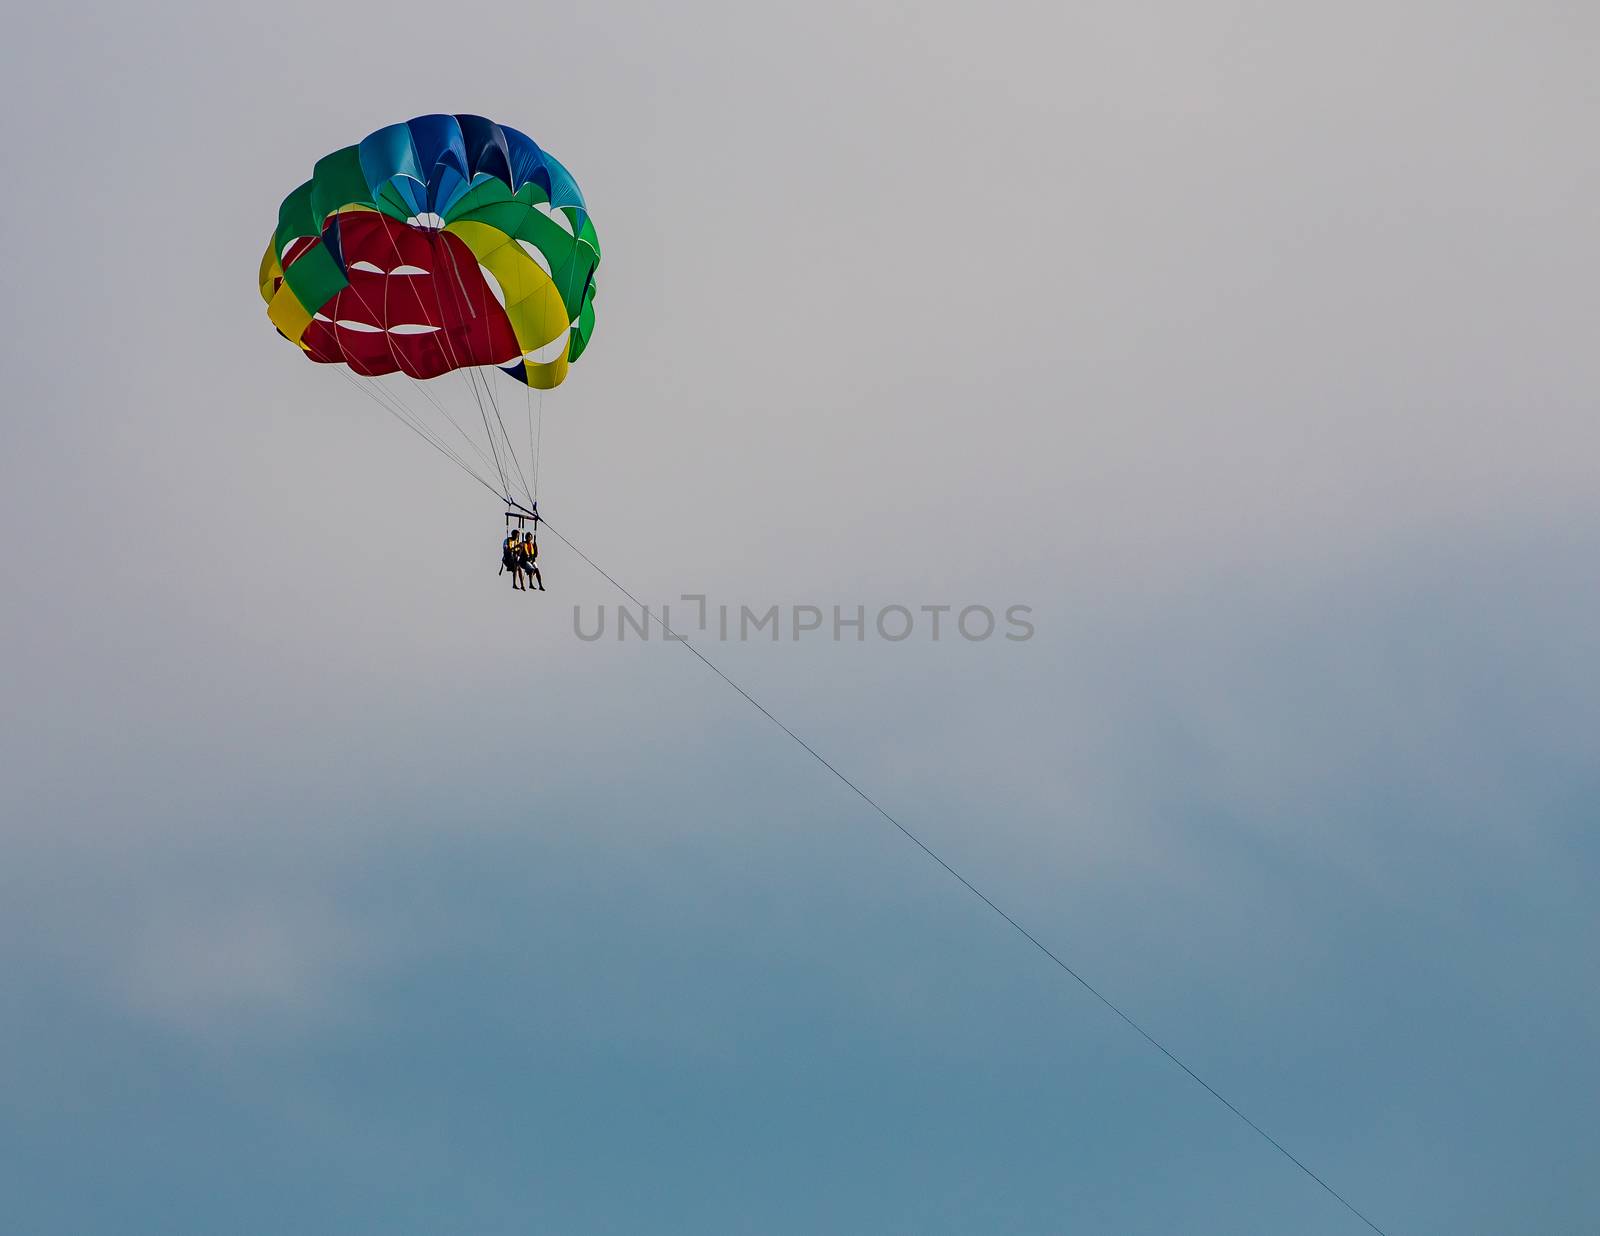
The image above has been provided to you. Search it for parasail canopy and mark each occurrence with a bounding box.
[260,113,598,390]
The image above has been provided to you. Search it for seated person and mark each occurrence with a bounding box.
[503,530,526,589]
[520,531,543,591]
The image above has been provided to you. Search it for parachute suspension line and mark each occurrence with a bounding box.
[478,365,532,506]
[484,369,527,505]
[535,385,545,501]
[319,267,498,491]
[320,248,463,470]
[359,220,516,505]
[334,368,500,498]
[467,365,531,509]
[343,370,485,487]
[462,367,513,503]
[397,225,518,502]
[379,223,512,505]
[525,364,536,503]
[535,522,1394,1236]
[332,283,506,496]
[401,370,500,480]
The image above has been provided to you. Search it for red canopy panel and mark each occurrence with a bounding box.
[301,212,520,379]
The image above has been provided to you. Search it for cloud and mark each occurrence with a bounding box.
[109,892,378,1040]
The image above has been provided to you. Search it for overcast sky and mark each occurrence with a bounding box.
[2,2,1598,1233]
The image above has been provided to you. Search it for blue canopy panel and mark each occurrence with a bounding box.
[359,123,428,219]
[459,114,513,186]
[405,114,471,218]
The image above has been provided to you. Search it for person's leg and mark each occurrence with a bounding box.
[531,565,543,590]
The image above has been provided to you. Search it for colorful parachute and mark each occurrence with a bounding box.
[259,115,599,512]
[261,114,598,390]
